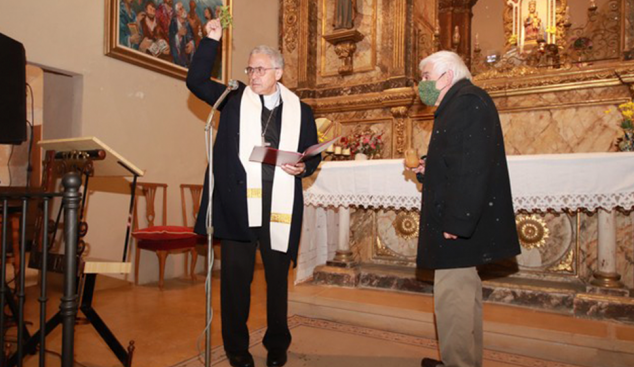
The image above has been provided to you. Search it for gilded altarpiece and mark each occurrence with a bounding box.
[281,0,634,292]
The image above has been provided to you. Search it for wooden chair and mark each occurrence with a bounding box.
[0,213,20,283]
[180,184,220,272]
[132,182,198,289]
[180,184,204,229]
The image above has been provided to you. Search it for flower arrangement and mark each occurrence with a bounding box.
[342,131,384,158]
[616,100,634,151]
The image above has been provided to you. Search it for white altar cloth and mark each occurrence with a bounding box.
[304,152,634,212]
[296,152,634,283]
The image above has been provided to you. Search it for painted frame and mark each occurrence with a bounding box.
[104,0,231,81]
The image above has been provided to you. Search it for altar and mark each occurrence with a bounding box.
[297,152,634,320]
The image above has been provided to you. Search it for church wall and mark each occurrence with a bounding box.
[0,0,279,285]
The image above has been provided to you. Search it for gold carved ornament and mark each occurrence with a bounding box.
[548,248,574,273]
[284,0,299,53]
[515,214,550,250]
[392,211,420,240]
[391,106,409,156]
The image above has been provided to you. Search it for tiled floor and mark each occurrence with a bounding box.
[5,264,634,367]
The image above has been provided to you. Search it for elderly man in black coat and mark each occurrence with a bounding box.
[186,19,321,367]
[410,51,521,367]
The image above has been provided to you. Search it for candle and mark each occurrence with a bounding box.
[335,146,342,155]
[474,33,480,49]
[342,148,351,156]
[326,144,334,153]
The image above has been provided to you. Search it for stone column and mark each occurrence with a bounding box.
[329,207,355,266]
[591,209,624,288]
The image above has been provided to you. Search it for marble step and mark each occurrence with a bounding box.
[312,262,634,323]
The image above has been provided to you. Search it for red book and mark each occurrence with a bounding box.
[249,136,339,166]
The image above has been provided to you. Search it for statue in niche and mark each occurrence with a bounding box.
[524,0,543,43]
[333,0,357,30]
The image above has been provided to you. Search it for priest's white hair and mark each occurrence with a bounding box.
[419,51,472,85]
[250,45,285,69]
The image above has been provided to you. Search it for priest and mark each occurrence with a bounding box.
[186,19,321,367]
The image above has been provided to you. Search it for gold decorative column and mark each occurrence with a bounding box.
[392,0,407,74]
[390,106,409,157]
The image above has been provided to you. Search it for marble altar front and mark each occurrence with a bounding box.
[298,154,634,322]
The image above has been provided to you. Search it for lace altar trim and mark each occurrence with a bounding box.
[304,192,634,212]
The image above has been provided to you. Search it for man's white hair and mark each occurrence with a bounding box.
[249,45,285,69]
[419,51,472,85]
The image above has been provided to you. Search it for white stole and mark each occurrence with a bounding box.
[239,83,301,253]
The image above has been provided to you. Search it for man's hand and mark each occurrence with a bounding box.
[205,19,222,41]
[281,162,306,176]
[130,33,141,45]
[139,38,152,53]
[443,232,458,240]
[185,41,194,54]
[405,158,426,175]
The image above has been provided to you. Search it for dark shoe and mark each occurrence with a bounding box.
[421,358,444,367]
[227,352,254,367]
[267,349,288,367]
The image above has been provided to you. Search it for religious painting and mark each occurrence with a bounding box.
[105,0,232,81]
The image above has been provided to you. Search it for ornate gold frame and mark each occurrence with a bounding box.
[104,0,232,81]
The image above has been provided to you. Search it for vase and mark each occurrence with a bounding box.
[355,153,368,160]
[619,129,634,152]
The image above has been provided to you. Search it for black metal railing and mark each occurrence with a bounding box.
[1,172,81,367]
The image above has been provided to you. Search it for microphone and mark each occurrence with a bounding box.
[227,79,239,91]
[205,79,238,131]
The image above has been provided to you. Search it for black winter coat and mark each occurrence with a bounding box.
[416,79,520,269]
[186,38,321,262]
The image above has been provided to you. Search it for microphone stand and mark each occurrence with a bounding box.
[203,80,237,367]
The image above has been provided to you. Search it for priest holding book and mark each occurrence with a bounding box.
[186,18,321,367]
